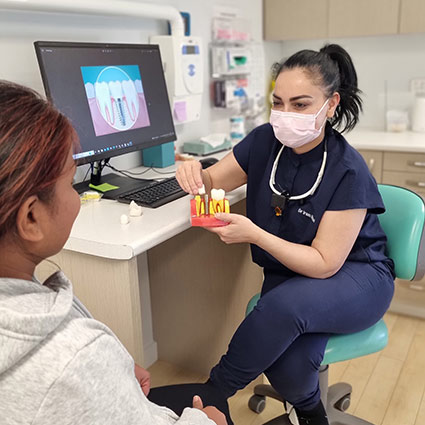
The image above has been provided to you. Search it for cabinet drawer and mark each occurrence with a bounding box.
[382,170,425,195]
[384,151,425,172]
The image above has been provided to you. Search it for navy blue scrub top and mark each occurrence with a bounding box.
[233,122,395,284]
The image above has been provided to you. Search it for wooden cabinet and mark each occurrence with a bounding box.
[383,152,425,196]
[357,148,425,319]
[263,0,328,41]
[328,0,400,37]
[264,0,425,40]
[400,0,425,34]
[357,149,383,183]
[357,150,425,195]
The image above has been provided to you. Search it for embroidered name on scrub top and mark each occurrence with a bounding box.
[297,207,316,223]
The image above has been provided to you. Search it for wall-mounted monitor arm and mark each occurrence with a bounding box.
[0,0,185,37]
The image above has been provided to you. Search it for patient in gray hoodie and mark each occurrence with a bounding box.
[0,81,231,425]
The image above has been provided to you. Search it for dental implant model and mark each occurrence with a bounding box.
[190,186,230,227]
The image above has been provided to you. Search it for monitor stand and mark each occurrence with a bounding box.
[73,160,152,200]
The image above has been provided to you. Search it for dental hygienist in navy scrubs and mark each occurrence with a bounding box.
[176,44,395,425]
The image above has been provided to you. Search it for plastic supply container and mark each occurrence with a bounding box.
[386,109,408,132]
[230,116,245,143]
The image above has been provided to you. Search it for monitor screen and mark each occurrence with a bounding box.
[34,41,176,165]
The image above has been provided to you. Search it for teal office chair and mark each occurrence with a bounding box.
[246,184,425,425]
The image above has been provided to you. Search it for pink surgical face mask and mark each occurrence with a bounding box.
[269,99,330,148]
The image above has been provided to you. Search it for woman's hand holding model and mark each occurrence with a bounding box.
[208,213,260,245]
[176,152,247,197]
[175,159,204,195]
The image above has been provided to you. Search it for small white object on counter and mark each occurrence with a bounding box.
[129,201,143,217]
[120,214,130,225]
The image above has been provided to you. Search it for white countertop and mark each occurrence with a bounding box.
[65,183,246,260]
[348,129,425,152]
[65,150,244,260]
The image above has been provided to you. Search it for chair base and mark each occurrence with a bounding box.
[249,366,374,425]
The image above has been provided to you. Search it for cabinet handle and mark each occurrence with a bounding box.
[367,158,375,171]
[406,180,425,188]
[410,161,425,168]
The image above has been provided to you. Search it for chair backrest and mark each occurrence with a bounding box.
[378,184,425,281]
[246,185,425,318]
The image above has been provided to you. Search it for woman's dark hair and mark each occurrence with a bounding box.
[0,80,76,239]
[272,44,363,133]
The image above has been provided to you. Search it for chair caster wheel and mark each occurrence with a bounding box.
[334,394,351,412]
[248,394,266,413]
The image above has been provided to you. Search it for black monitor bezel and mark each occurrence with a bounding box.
[34,40,176,165]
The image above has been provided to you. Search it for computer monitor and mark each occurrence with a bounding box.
[34,41,176,198]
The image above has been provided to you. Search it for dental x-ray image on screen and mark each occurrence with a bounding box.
[81,65,151,137]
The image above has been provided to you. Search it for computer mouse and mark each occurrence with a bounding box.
[199,157,219,169]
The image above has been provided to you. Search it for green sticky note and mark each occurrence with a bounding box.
[89,182,119,193]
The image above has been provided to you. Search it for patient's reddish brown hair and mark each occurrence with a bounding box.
[0,81,76,239]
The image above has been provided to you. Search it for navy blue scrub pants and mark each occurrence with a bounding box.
[209,261,394,410]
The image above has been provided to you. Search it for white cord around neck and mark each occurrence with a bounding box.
[269,142,327,200]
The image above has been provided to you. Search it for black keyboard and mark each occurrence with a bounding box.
[117,177,187,208]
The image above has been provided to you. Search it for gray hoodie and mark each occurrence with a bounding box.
[0,272,214,425]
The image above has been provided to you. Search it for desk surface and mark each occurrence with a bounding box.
[66,151,245,260]
[349,129,425,152]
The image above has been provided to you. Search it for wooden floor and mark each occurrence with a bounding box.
[148,311,425,425]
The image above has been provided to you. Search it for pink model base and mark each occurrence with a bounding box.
[191,216,229,227]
